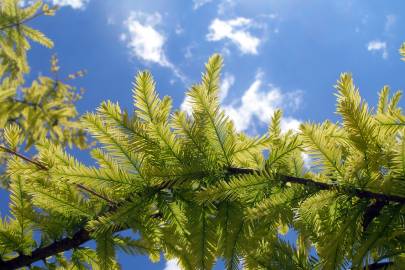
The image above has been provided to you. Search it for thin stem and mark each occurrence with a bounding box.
[0,145,116,206]
[75,183,116,206]
[0,145,47,170]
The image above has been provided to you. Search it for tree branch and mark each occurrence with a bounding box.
[226,167,405,204]
[0,228,91,269]
[362,261,393,270]
[0,10,47,32]
[0,148,404,268]
[0,145,116,206]
[0,145,47,170]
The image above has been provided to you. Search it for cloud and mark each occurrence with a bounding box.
[222,71,303,132]
[123,12,186,83]
[367,40,388,59]
[180,96,193,116]
[50,0,89,9]
[124,12,169,66]
[219,73,235,102]
[218,0,236,15]
[301,153,312,169]
[175,24,184,35]
[281,117,301,133]
[19,0,89,9]
[184,44,195,59]
[384,14,396,32]
[164,259,181,270]
[193,0,212,10]
[207,17,261,55]
[180,72,235,115]
[181,71,303,134]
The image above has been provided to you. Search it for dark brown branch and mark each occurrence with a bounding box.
[0,228,90,269]
[0,221,127,269]
[362,261,393,270]
[363,200,387,230]
[226,167,405,204]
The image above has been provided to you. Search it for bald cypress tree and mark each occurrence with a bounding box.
[0,1,404,269]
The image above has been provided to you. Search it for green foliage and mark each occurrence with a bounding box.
[0,0,57,80]
[0,2,404,269]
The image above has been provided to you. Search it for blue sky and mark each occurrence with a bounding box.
[18,0,405,268]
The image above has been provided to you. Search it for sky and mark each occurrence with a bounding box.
[14,0,405,269]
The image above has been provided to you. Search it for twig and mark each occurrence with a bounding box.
[0,145,47,170]
[0,145,116,207]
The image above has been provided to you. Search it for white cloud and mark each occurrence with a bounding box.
[207,17,261,55]
[20,0,89,9]
[180,96,193,116]
[123,12,186,82]
[301,153,312,169]
[193,0,212,10]
[222,71,303,132]
[180,71,302,134]
[281,117,301,133]
[367,40,388,59]
[220,73,235,102]
[50,0,89,9]
[124,12,169,66]
[164,259,181,270]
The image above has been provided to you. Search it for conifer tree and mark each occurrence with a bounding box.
[0,1,404,269]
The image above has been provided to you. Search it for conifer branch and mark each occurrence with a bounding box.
[0,162,402,268]
[0,145,116,206]
[0,10,46,31]
[0,209,163,269]
[226,167,405,204]
[0,145,47,170]
[75,183,116,206]
[13,99,41,109]
[0,228,91,269]
[0,189,164,269]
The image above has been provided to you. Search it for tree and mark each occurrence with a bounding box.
[0,1,404,269]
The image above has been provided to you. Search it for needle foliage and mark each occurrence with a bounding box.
[0,1,404,269]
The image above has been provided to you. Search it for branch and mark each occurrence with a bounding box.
[0,148,404,268]
[13,99,41,109]
[0,145,116,206]
[226,167,405,204]
[362,261,393,270]
[0,145,47,170]
[0,228,90,269]
[0,10,47,32]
